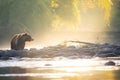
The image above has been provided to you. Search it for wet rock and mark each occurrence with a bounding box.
[101,48,113,53]
[113,46,120,55]
[1,41,120,59]
[0,50,5,57]
[94,53,118,58]
[44,64,52,66]
[0,57,12,60]
[30,48,37,51]
[104,61,116,66]
[68,56,80,59]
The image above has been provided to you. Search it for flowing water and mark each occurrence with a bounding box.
[0,57,120,80]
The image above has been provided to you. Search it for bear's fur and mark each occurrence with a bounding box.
[11,33,33,50]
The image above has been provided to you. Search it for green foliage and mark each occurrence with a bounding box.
[0,0,53,43]
[110,0,120,31]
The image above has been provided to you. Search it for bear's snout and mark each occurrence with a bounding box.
[27,38,34,41]
[30,38,34,41]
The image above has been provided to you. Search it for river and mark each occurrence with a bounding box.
[0,57,120,80]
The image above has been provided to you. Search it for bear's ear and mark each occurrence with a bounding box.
[23,33,28,36]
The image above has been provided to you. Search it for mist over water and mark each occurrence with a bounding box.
[0,0,117,49]
[27,31,120,49]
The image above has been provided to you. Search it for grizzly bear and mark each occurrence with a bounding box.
[11,33,33,50]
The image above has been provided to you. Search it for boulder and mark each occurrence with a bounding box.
[104,61,116,66]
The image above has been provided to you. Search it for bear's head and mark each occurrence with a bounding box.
[20,33,34,42]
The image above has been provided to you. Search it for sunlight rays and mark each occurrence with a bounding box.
[51,0,112,30]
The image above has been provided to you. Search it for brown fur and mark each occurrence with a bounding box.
[11,33,33,50]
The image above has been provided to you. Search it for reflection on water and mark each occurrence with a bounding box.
[0,58,120,80]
